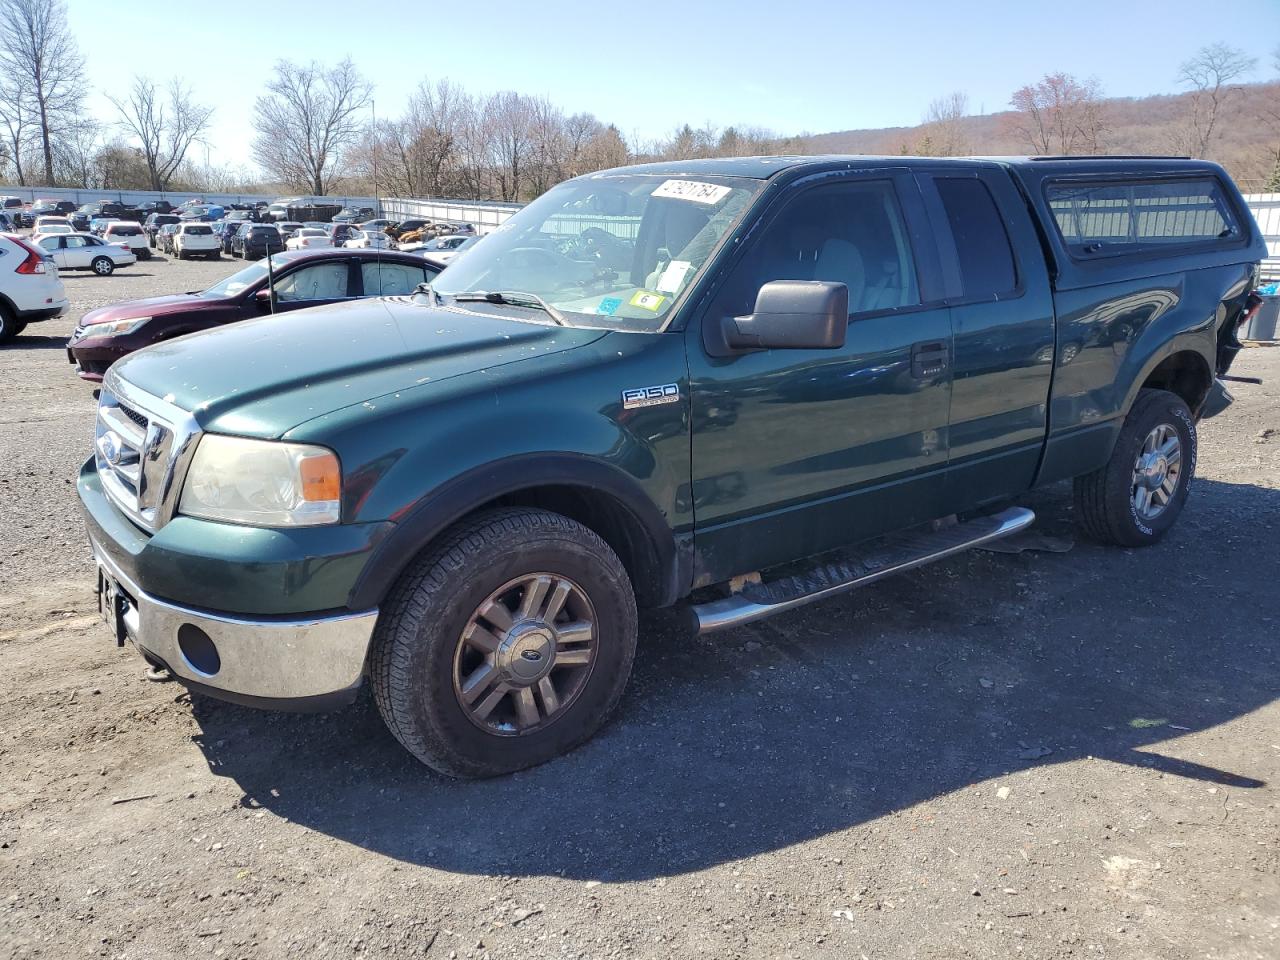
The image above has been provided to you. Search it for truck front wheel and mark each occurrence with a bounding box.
[370,508,638,778]
[1074,388,1196,547]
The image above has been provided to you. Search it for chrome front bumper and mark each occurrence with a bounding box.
[92,538,378,708]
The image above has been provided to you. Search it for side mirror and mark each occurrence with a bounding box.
[253,288,273,310]
[720,280,848,351]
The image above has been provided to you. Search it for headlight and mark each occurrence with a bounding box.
[178,435,341,527]
[87,316,150,337]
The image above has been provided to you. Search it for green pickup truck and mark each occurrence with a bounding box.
[79,156,1266,777]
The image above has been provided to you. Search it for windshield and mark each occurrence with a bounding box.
[432,173,761,330]
[201,260,269,298]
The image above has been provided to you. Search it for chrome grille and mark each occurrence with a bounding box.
[95,371,201,532]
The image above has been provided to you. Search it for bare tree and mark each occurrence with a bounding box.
[484,91,535,202]
[1008,73,1106,155]
[0,0,84,184]
[252,58,372,195]
[1176,43,1256,158]
[0,73,32,183]
[108,77,213,191]
[916,92,970,156]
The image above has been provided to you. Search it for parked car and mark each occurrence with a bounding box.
[73,156,1267,778]
[0,213,10,232]
[33,215,71,234]
[136,200,174,216]
[275,221,304,238]
[0,232,69,343]
[0,196,23,214]
[357,218,394,234]
[285,227,333,251]
[90,217,123,236]
[414,234,477,264]
[387,218,430,239]
[34,232,136,276]
[144,213,180,248]
[172,222,221,260]
[328,223,358,247]
[68,248,441,379]
[214,221,241,254]
[178,204,224,222]
[156,223,180,255]
[69,211,90,231]
[232,223,286,258]
[333,205,375,223]
[102,221,151,260]
[346,229,391,249]
[79,200,140,223]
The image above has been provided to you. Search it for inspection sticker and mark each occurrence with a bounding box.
[629,290,666,312]
[596,296,622,316]
[656,260,693,293]
[651,179,732,205]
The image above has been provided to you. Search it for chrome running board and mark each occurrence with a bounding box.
[691,507,1035,635]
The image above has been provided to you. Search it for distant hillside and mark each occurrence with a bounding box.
[802,82,1280,190]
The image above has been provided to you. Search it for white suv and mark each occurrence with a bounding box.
[0,233,69,343]
[172,222,221,260]
[102,221,151,260]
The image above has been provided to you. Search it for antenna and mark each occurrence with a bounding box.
[265,235,277,314]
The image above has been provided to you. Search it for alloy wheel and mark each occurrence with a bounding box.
[1131,423,1182,521]
[452,573,597,736]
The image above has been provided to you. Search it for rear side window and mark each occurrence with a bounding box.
[934,178,1017,299]
[1046,178,1238,256]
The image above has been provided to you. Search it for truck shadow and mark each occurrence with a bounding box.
[189,477,1279,881]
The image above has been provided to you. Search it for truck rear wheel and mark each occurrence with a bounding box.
[1074,388,1196,547]
[370,508,638,778]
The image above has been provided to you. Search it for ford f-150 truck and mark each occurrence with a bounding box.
[78,156,1266,777]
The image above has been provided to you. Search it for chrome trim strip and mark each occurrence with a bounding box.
[692,507,1036,635]
[96,369,202,531]
[92,539,379,700]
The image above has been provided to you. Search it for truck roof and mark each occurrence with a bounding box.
[590,155,1226,181]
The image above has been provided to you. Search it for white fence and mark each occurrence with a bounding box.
[379,196,523,234]
[1242,193,1280,280]
[0,185,382,210]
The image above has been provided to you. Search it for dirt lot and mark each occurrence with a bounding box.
[1,253,1278,960]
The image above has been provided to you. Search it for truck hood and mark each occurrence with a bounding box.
[109,298,607,438]
[82,293,215,326]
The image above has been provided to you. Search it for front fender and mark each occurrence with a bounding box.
[286,330,692,610]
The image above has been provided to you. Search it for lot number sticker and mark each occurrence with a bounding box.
[651,179,732,205]
[629,290,667,311]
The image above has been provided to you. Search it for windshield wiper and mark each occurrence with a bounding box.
[452,290,567,326]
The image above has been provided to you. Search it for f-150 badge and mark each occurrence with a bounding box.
[622,384,680,410]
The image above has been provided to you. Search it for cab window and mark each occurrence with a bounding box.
[714,180,920,320]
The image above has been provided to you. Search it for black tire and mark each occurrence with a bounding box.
[138,249,151,261]
[0,306,24,344]
[90,256,114,276]
[1074,388,1196,547]
[370,507,638,778]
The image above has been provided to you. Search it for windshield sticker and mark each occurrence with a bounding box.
[651,179,732,205]
[629,290,666,312]
[596,296,622,316]
[656,260,693,294]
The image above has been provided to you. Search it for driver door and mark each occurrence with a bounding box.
[685,172,954,583]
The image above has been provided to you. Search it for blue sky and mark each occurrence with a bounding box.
[67,0,1279,171]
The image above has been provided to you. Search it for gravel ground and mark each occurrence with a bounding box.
[1,254,1278,960]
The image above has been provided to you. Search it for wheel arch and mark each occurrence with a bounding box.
[347,454,688,613]
[1136,349,1213,415]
